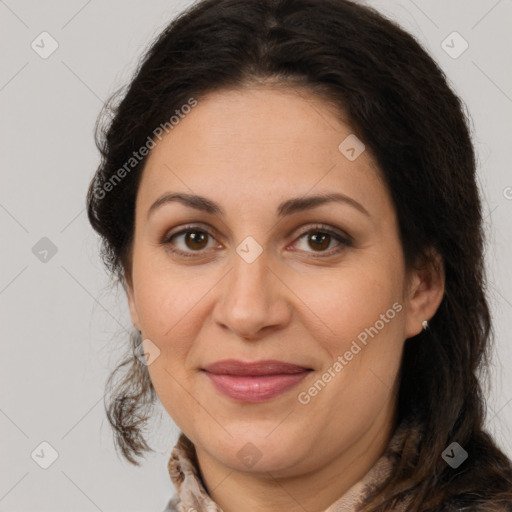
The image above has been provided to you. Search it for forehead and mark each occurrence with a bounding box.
[137,85,391,220]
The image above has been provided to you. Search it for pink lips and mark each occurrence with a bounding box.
[202,359,312,403]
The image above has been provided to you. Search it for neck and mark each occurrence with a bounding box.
[193,406,397,512]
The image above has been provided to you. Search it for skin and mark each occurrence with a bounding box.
[125,83,445,512]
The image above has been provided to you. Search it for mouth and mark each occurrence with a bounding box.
[201,359,313,403]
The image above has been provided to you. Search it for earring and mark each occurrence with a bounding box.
[422,320,429,331]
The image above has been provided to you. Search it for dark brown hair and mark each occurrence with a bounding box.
[86,0,512,509]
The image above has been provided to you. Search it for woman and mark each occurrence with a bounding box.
[86,0,512,510]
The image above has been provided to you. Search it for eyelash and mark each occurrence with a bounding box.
[160,223,352,259]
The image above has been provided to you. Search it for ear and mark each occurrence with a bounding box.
[124,272,141,332]
[403,248,445,339]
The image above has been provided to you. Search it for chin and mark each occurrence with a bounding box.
[210,430,306,474]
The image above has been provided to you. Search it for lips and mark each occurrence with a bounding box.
[201,359,312,402]
[202,359,312,376]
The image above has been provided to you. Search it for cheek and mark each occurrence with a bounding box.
[300,263,404,348]
[295,255,407,407]
[131,242,202,334]
[135,274,203,356]
[133,268,206,426]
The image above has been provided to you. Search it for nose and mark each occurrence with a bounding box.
[212,246,292,340]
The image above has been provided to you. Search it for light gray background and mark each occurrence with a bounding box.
[1,1,511,511]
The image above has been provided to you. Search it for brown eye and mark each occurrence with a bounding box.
[292,225,352,257]
[182,230,209,250]
[307,232,331,251]
[163,227,220,256]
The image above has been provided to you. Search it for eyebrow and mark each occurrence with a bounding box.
[147,191,370,219]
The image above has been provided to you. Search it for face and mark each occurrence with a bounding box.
[126,84,443,477]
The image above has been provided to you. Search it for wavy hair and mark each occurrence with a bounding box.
[86,0,512,509]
